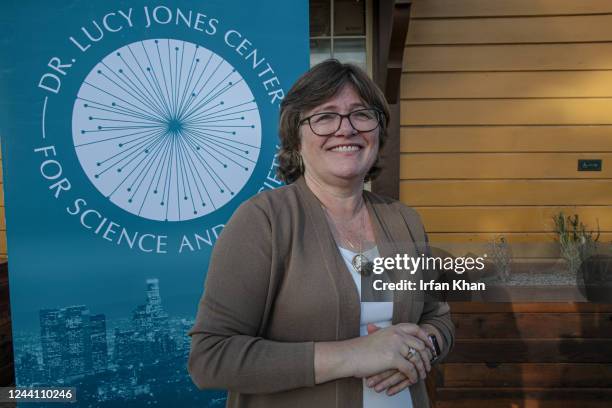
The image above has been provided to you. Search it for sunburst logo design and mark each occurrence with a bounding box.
[72,38,262,221]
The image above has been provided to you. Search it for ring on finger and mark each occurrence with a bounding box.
[406,347,417,359]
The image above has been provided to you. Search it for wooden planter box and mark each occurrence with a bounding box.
[0,261,14,386]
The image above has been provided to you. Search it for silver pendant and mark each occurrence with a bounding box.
[352,253,372,276]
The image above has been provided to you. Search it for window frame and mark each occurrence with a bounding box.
[309,0,373,75]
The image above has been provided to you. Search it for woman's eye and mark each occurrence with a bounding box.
[353,111,374,120]
[313,114,335,123]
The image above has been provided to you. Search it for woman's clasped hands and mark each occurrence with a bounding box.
[350,323,434,396]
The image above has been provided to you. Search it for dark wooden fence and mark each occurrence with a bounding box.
[0,261,14,386]
[431,302,612,408]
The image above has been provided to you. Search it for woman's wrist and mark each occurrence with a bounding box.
[419,323,444,353]
[314,338,360,384]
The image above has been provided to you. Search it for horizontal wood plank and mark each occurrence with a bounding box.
[400,180,612,206]
[402,71,612,99]
[450,302,612,313]
[453,313,612,339]
[407,15,612,45]
[0,233,6,257]
[401,153,612,179]
[401,99,612,126]
[416,206,611,233]
[411,0,612,18]
[427,232,612,246]
[403,44,612,71]
[436,387,612,408]
[440,363,612,387]
[400,126,612,153]
[426,240,562,258]
[447,339,612,363]
[426,238,604,258]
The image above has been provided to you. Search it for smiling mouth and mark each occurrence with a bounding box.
[329,145,362,152]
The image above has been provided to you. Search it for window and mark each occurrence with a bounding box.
[309,0,370,72]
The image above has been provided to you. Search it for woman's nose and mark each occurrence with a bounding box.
[335,115,356,136]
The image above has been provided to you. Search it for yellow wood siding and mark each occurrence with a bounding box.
[402,72,612,98]
[401,154,612,179]
[401,0,612,253]
[402,99,612,125]
[407,15,612,44]
[401,126,612,152]
[404,43,612,71]
[411,0,612,18]
[419,207,610,233]
[400,180,611,206]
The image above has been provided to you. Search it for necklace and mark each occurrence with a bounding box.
[321,200,374,277]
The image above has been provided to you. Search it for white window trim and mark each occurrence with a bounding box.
[309,0,372,74]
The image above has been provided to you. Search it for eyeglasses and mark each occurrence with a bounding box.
[299,108,382,137]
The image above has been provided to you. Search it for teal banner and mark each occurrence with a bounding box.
[0,1,309,406]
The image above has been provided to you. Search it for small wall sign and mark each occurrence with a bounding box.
[578,159,602,171]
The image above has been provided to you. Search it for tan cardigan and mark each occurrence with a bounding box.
[188,175,455,408]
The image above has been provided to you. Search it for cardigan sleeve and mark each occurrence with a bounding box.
[419,300,455,362]
[397,204,456,362]
[417,227,456,363]
[187,199,316,394]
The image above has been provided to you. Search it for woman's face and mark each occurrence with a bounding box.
[299,84,380,186]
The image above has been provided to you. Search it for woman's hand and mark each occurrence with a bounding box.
[364,324,433,395]
[314,322,435,385]
[348,323,433,384]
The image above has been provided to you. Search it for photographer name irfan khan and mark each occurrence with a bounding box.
[374,279,486,292]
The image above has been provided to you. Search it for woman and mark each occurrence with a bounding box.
[188,59,454,408]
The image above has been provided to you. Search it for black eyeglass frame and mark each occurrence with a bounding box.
[298,108,384,137]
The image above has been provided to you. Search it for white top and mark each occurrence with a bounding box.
[338,246,413,408]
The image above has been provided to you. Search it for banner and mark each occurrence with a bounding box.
[0,1,309,406]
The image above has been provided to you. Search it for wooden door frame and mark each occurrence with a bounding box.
[371,0,411,200]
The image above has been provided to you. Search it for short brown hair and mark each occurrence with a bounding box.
[277,59,390,184]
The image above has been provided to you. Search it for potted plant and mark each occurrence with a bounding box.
[552,212,612,301]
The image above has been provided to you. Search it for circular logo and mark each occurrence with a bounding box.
[72,38,262,221]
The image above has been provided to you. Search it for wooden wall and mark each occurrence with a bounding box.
[0,262,13,386]
[400,0,612,262]
[401,1,612,407]
[436,302,612,408]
